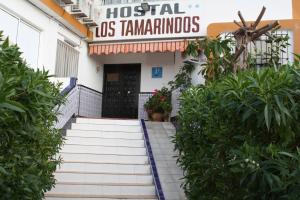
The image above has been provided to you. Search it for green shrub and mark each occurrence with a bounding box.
[0,33,64,199]
[185,33,290,83]
[144,87,172,114]
[168,63,195,91]
[174,65,300,199]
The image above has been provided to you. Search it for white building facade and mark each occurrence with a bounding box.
[0,0,299,122]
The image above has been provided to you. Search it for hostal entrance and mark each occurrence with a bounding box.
[102,64,141,119]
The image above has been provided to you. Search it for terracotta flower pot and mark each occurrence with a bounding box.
[164,113,170,122]
[151,112,164,122]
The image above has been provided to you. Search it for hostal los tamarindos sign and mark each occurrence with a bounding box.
[93,0,201,41]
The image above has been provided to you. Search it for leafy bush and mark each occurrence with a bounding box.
[144,87,172,115]
[0,33,64,199]
[174,65,300,199]
[168,63,195,91]
[185,37,235,82]
[199,37,234,81]
[186,33,290,82]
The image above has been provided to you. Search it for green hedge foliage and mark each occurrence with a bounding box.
[0,33,64,199]
[174,65,300,199]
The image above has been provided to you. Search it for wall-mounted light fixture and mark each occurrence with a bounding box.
[141,2,150,12]
[96,65,101,72]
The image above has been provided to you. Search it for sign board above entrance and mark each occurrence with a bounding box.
[93,1,201,42]
[92,0,292,42]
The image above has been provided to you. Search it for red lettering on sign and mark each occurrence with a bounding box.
[135,20,145,35]
[108,21,115,36]
[96,16,201,39]
[161,18,166,34]
[120,20,127,36]
[174,17,182,33]
[154,18,161,34]
[144,19,153,35]
[166,18,174,34]
[101,22,108,37]
[192,16,200,32]
[183,17,191,33]
[96,27,100,37]
[125,20,134,36]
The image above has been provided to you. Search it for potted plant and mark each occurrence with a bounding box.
[144,87,172,122]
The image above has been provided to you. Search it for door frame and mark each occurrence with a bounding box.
[102,63,141,119]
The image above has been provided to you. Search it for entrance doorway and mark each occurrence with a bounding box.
[102,64,141,119]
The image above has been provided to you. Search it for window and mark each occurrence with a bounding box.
[0,8,18,43]
[220,30,293,67]
[252,31,293,66]
[17,21,40,67]
[0,8,40,68]
[55,40,79,77]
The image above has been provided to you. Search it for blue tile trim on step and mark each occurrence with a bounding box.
[140,119,165,200]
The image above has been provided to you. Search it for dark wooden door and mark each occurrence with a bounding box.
[102,64,141,118]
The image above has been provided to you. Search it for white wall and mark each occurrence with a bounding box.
[78,46,103,92]
[0,0,102,92]
[96,52,183,92]
[200,0,292,35]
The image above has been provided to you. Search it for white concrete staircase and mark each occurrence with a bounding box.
[46,118,157,200]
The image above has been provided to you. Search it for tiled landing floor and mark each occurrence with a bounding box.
[145,122,186,200]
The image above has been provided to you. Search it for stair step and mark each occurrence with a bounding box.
[76,118,140,126]
[66,130,143,140]
[72,123,141,133]
[61,145,146,156]
[64,137,145,147]
[47,118,157,199]
[46,184,156,197]
[54,172,153,185]
[61,153,149,165]
[57,162,151,175]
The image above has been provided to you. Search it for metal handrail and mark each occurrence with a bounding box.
[77,84,103,95]
[60,77,77,96]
